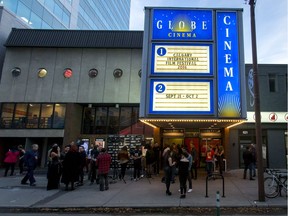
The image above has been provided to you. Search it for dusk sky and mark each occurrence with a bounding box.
[130,0,288,64]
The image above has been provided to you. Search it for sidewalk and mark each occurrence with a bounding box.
[0,169,286,214]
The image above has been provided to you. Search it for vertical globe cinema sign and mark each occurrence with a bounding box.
[140,8,246,120]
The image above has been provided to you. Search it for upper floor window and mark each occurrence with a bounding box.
[268,74,277,92]
[0,103,66,129]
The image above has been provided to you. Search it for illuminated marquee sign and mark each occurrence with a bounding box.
[150,79,213,114]
[151,44,212,75]
[217,11,241,118]
[140,8,245,119]
[152,9,213,40]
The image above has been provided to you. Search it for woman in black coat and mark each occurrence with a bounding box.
[47,144,61,190]
[61,144,81,191]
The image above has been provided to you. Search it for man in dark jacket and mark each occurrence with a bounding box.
[243,146,254,180]
[21,144,39,186]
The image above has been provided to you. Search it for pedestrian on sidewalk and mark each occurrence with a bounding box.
[131,145,142,180]
[178,150,189,198]
[191,143,198,180]
[47,144,61,190]
[21,144,39,186]
[186,149,193,193]
[96,148,111,191]
[205,146,214,177]
[61,143,81,191]
[89,144,99,185]
[77,145,87,186]
[18,145,26,175]
[4,146,20,177]
[117,145,129,181]
[163,148,175,196]
[243,146,254,180]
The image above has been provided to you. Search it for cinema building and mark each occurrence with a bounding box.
[0,8,287,170]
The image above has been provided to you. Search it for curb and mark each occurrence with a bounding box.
[0,206,287,215]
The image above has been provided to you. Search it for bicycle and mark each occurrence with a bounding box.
[264,169,287,198]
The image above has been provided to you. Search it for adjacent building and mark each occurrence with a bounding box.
[0,29,286,169]
[0,0,131,30]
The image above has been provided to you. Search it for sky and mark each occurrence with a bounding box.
[129,0,288,64]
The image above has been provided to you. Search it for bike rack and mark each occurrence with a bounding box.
[205,173,225,198]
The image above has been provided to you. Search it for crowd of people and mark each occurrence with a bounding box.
[1,141,257,197]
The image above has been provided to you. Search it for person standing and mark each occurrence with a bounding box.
[206,146,214,177]
[18,145,26,175]
[163,149,175,196]
[153,142,160,175]
[250,144,257,177]
[243,146,254,180]
[191,144,198,180]
[186,150,193,193]
[89,144,99,185]
[131,145,142,180]
[4,146,20,177]
[117,146,129,181]
[61,144,81,191]
[145,144,155,178]
[178,151,190,198]
[21,144,39,186]
[215,145,225,175]
[96,148,111,191]
[78,145,87,186]
[46,144,61,190]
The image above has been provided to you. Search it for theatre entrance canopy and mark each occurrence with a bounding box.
[140,7,247,129]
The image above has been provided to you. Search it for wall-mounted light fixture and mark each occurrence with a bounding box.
[11,67,21,77]
[64,68,73,78]
[88,68,98,78]
[113,69,123,78]
[38,68,47,78]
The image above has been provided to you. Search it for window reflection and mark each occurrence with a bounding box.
[119,107,132,135]
[83,107,95,134]
[14,104,28,128]
[53,104,66,128]
[27,104,40,128]
[107,107,119,134]
[40,104,53,128]
[95,107,107,134]
[0,104,15,128]
[0,103,65,129]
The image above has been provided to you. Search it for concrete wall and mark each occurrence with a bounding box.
[267,130,286,169]
[0,47,142,103]
[245,64,287,112]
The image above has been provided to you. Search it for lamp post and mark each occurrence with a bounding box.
[248,0,265,202]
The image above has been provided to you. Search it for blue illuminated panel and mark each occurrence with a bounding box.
[217,11,241,117]
[152,9,213,40]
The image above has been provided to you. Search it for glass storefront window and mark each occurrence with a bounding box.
[95,107,107,134]
[119,107,132,135]
[27,104,40,128]
[14,104,28,128]
[108,107,119,134]
[83,107,95,134]
[0,104,15,128]
[40,104,53,128]
[53,104,66,128]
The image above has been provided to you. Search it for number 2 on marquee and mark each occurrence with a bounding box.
[155,83,165,93]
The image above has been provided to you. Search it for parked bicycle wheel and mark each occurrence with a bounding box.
[264,177,279,198]
[280,178,287,197]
